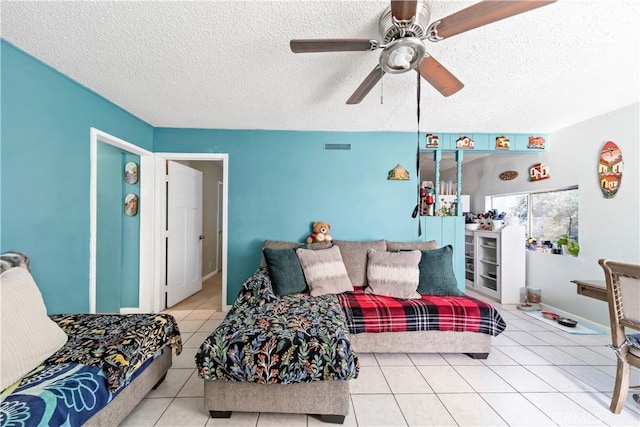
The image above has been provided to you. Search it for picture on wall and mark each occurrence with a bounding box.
[599,140,623,198]
[124,161,139,184]
[124,193,138,216]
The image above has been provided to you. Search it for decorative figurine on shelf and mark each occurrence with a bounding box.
[426,189,435,216]
[425,134,439,149]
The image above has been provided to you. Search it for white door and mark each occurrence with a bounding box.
[166,161,203,308]
[217,181,223,272]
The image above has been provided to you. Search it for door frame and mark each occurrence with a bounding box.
[153,153,229,312]
[217,180,223,273]
[89,128,154,314]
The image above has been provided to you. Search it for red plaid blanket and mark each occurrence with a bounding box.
[337,287,506,336]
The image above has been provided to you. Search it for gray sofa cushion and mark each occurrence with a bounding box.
[296,246,353,296]
[386,240,439,252]
[332,240,386,287]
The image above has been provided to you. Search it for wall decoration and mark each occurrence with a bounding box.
[499,170,519,181]
[124,161,139,184]
[599,140,623,198]
[529,163,550,181]
[527,136,546,149]
[456,136,474,149]
[124,193,139,216]
[425,134,439,148]
[387,164,409,180]
[495,135,510,150]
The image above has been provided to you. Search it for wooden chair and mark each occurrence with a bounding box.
[598,259,640,413]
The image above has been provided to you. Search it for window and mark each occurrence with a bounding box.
[489,187,579,243]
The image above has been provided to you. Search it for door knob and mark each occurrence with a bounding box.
[199,235,205,240]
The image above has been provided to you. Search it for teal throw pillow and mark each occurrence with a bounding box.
[417,245,464,296]
[263,248,307,296]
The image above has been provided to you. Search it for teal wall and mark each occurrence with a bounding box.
[121,153,140,308]
[96,143,123,312]
[0,40,153,314]
[154,129,425,304]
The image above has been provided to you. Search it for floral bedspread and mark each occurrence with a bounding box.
[0,353,159,427]
[46,313,182,392]
[196,268,359,384]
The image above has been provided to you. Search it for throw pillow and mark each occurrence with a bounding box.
[386,240,438,252]
[296,246,353,296]
[365,248,421,299]
[260,240,332,267]
[262,248,307,296]
[0,267,69,390]
[417,245,464,296]
[332,240,386,287]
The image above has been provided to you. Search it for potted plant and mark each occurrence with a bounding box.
[557,217,580,256]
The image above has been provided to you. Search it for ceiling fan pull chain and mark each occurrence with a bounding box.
[380,68,384,104]
[416,71,422,236]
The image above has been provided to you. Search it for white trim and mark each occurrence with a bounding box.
[202,270,217,282]
[154,153,229,313]
[89,128,154,314]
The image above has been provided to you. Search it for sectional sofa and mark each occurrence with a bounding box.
[195,239,506,424]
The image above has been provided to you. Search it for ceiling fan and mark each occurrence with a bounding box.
[290,0,556,104]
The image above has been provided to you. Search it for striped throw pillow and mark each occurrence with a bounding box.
[296,246,353,296]
[365,248,421,299]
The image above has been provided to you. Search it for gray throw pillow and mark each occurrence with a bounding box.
[296,246,353,296]
[263,248,307,296]
[417,245,464,296]
[365,249,421,299]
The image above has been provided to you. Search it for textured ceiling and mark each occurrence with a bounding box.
[1,0,638,133]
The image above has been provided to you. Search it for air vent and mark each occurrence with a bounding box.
[324,143,351,151]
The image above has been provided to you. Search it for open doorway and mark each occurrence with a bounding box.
[153,153,228,313]
[89,128,154,314]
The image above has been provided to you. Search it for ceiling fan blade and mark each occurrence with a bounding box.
[347,66,385,105]
[290,39,377,53]
[428,0,556,41]
[418,55,464,97]
[390,0,418,20]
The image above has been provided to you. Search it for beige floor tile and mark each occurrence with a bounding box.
[441,353,484,365]
[173,345,199,369]
[524,365,596,392]
[351,394,407,427]
[417,365,474,393]
[374,353,413,366]
[155,397,210,426]
[559,365,616,392]
[564,334,612,346]
[505,318,552,332]
[438,393,507,426]
[528,346,587,365]
[184,332,213,348]
[255,412,307,426]
[501,331,549,346]
[480,392,555,426]
[407,353,448,366]
[395,394,457,426]
[178,370,205,397]
[179,319,207,333]
[119,397,172,426]
[349,366,391,394]
[481,347,519,366]
[211,311,227,319]
[530,330,580,346]
[355,353,378,367]
[491,334,520,346]
[381,366,433,394]
[206,411,259,426]
[453,365,515,392]
[556,346,615,366]
[564,392,640,426]
[498,345,553,365]
[185,309,217,321]
[197,318,223,333]
[522,392,605,426]
[166,309,194,321]
[146,368,194,398]
[489,365,555,392]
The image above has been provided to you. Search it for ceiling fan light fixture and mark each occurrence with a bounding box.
[379,38,426,73]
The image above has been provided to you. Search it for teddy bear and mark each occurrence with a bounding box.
[306,221,333,244]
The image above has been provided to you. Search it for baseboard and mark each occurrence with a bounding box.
[202,270,217,281]
[120,307,141,314]
[537,301,610,332]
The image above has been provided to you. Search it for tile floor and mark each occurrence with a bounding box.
[121,282,640,426]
